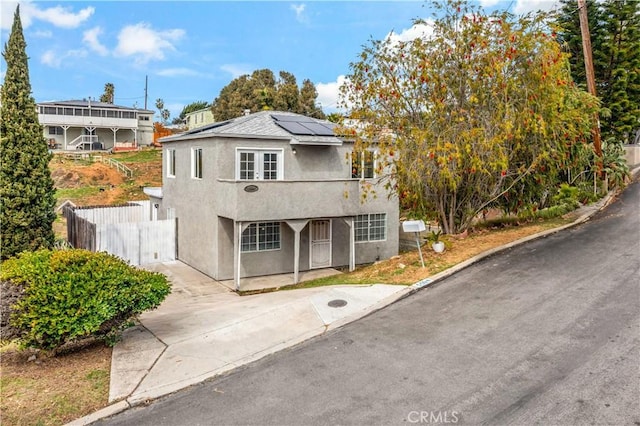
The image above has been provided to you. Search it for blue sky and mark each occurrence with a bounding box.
[1,0,559,120]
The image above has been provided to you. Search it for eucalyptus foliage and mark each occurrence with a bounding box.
[212,69,325,120]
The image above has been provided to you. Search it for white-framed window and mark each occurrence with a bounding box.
[167,148,176,178]
[48,126,63,135]
[355,213,387,242]
[351,150,376,179]
[236,148,283,180]
[241,222,281,252]
[191,148,203,179]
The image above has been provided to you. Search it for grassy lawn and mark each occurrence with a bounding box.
[0,342,111,426]
[55,186,103,201]
[111,148,162,164]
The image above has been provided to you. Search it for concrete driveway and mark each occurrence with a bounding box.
[108,261,411,405]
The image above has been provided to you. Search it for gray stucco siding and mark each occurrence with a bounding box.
[158,121,399,282]
[161,141,220,278]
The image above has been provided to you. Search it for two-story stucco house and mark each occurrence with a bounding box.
[147,111,399,290]
[37,100,154,151]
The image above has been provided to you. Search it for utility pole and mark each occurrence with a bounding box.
[577,0,603,165]
[144,75,148,110]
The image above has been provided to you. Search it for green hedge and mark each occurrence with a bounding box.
[1,249,171,350]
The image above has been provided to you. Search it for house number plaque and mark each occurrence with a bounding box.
[244,185,259,193]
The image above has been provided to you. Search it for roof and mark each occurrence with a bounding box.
[38,99,154,113]
[185,107,213,116]
[161,111,343,146]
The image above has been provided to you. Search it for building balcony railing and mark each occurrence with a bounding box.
[38,114,138,129]
[216,179,388,221]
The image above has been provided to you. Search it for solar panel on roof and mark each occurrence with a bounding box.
[271,114,313,123]
[299,122,335,136]
[276,121,314,135]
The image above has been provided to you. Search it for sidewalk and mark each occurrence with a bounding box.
[68,170,637,425]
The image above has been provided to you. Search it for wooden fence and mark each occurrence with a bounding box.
[64,202,176,266]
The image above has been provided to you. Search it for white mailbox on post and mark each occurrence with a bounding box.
[402,220,427,268]
[402,220,426,233]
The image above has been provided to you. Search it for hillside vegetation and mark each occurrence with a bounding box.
[51,148,162,207]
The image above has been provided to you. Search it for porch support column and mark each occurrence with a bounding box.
[342,217,356,272]
[235,221,242,291]
[285,220,309,284]
[111,128,119,148]
[234,221,251,291]
[85,127,96,151]
[61,126,69,150]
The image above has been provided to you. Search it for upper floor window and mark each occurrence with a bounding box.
[355,213,387,242]
[351,150,375,179]
[191,148,203,179]
[167,149,176,178]
[236,149,283,180]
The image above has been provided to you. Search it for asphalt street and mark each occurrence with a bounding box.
[100,179,639,426]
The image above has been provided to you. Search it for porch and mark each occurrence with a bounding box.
[229,218,357,292]
[219,267,342,293]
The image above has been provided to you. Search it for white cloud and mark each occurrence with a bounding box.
[40,48,87,68]
[25,3,94,29]
[83,26,108,56]
[33,29,53,38]
[479,0,502,7]
[316,75,348,111]
[156,68,200,77]
[41,50,57,67]
[220,63,251,79]
[114,23,185,65]
[513,0,561,14]
[2,1,93,30]
[386,20,434,44]
[290,3,308,24]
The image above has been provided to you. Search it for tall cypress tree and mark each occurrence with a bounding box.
[1,6,56,260]
[556,0,640,143]
[599,0,640,142]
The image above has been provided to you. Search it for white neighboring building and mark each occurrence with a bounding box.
[37,99,155,151]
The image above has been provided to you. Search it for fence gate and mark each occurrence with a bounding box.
[64,203,176,266]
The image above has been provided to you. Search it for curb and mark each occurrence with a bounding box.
[67,177,635,425]
[64,400,130,426]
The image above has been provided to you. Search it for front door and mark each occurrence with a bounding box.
[310,220,332,269]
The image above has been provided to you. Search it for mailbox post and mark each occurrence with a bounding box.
[402,220,427,268]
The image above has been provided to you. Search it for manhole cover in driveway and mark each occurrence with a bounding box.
[328,299,348,308]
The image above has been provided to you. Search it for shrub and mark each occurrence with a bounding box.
[553,183,580,206]
[0,249,171,351]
